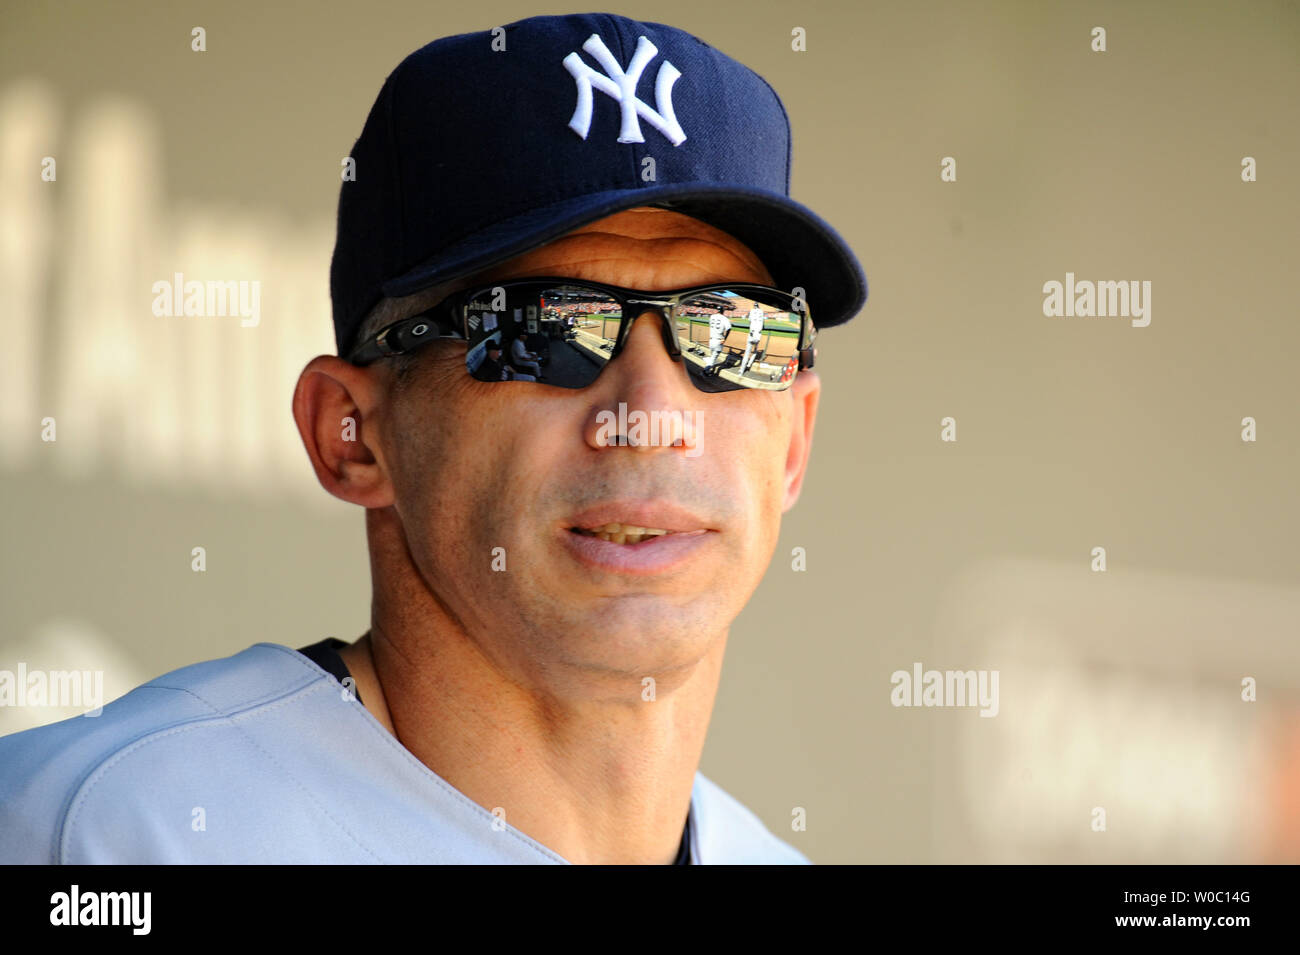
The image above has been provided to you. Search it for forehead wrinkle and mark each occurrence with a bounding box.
[548,228,765,266]
[567,207,748,244]
[506,256,760,290]
[497,240,773,287]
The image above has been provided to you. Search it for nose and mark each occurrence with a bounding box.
[582,309,701,453]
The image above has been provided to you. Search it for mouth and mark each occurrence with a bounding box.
[569,522,676,545]
[561,503,715,574]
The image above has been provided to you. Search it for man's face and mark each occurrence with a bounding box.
[370,206,819,692]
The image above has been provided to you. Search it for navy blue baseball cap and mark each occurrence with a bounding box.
[330,11,868,359]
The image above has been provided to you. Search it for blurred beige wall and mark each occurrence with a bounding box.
[1,0,1297,863]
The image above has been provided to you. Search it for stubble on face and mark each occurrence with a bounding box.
[370,208,797,696]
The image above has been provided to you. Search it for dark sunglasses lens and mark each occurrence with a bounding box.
[465,285,623,386]
[674,292,803,392]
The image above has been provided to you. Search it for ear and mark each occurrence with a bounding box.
[291,355,395,508]
[781,369,821,512]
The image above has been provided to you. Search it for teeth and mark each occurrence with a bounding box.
[574,521,672,544]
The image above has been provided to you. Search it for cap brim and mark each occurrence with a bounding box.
[379,183,867,329]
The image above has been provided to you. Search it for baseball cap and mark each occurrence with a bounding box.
[330,11,868,358]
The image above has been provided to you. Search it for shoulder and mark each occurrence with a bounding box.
[690,771,811,865]
[0,643,333,863]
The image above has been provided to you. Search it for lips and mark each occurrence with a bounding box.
[561,501,715,574]
[564,500,712,538]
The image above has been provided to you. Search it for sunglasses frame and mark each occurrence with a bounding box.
[347,276,817,390]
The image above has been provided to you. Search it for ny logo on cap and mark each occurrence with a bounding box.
[563,34,687,146]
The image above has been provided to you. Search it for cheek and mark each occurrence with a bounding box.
[730,390,792,501]
[701,392,791,566]
[385,372,574,585]
[383,372,511,561]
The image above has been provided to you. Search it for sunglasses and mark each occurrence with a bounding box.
[347,277,817,393]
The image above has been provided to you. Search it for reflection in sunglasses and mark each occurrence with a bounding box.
[466,283,805,393]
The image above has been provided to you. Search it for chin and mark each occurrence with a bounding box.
[557,606,722,671]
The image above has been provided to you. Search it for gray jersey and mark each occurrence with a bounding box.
[0,644,812,864]
[708,312,732,342]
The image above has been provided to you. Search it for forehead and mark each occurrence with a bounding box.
[433,207,774,301]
